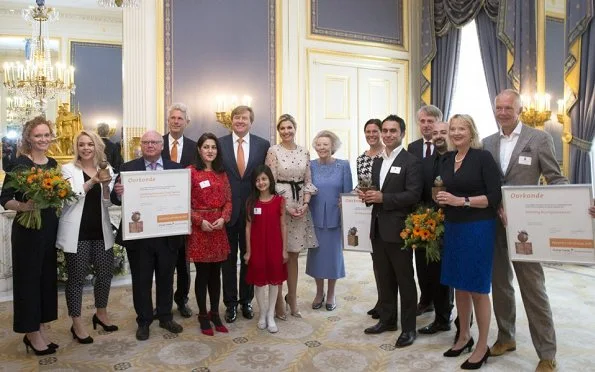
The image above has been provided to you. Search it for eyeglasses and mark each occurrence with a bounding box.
[141,140,163,146]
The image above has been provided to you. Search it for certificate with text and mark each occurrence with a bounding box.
[502,184,595,264]
[121,169,191,241]
[340,194,373,253]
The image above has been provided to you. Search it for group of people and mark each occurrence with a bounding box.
[0,89,567,371]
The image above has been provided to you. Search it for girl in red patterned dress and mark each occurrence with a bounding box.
[187,133,232,336]
[244,165,288,333]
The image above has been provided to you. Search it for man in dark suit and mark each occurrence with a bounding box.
[358,114,423,348]
[219,105,271,323]
[417,121,455,335]
[483,89,566,372]
[111,130,184,341]
[97,123,122,174]
[160,103,197,318]
[407,104,443,316]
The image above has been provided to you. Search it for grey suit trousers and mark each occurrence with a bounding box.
[492,220,557,360]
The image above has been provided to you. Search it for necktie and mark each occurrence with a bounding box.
[425,141,432,158]
[149,162,157,170]
[237,138,245,177]
[170,140,178,162]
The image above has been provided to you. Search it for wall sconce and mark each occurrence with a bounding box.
[215,95,252,130]
[556,99,565,124]
[520,93,551,129]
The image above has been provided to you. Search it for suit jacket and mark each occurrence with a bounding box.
[102,138,122,174]
[407,138,424,159]
[483,124,567,186]
[370,150,423,243]
[161,134,197,168]
[111,157,185,250]
[56,163,116,253]
[219,133,271,225]
[421,152,445,207]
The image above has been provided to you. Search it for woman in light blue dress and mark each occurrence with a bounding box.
[306,130,353,311]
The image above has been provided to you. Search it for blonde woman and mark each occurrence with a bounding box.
[56,130,117,344]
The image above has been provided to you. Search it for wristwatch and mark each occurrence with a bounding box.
[463,197,471,208]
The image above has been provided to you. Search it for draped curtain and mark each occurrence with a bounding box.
[430,29,460,118]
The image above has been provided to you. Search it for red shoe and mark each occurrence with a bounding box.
[209,311,229,333]
[198,314,214,336]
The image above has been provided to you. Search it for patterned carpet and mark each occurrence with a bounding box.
[1,253,594,371]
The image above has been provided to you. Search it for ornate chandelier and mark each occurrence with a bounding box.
[2,1,75,112]
[6,96,39,124]
[97,0,140,8]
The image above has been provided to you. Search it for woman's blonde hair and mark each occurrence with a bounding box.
[17,116,54,156]
[447,114,482,151]
[72,130,106,168]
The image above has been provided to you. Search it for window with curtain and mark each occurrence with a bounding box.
[450,20,498,139]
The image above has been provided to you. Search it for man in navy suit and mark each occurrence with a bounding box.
[112,130,184,341]
[219,106,271,323]
[160,103,197,318]
[359,115,423,348]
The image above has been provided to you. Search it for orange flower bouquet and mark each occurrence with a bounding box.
[5,166,76,229]
[400,206,445,263]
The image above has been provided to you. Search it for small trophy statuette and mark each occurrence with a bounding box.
[432,176,446,205]
[358,177,377,193]
[97,159,112,183]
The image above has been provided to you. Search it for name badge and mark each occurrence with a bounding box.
[254,208,262,215]
[519,156,532,166]
[199,180,211,189]
[390,166,401,174]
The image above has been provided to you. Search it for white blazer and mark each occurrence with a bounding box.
[56,162,116,253]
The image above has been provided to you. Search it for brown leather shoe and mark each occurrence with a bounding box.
[490,340,517,356]
[535,360,557,372]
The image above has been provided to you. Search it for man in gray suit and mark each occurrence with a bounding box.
[483,89,566,372]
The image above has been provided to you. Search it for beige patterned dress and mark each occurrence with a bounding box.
[265,144,319,252]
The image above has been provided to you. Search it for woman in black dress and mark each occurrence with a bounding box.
[0,117,60,355]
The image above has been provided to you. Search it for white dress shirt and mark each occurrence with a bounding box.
[379,145,403,188]
[167,134,184,163]
[422,140,434,158]
[144,157,164,171]
[232,131,250,169]
[499,122,522,173]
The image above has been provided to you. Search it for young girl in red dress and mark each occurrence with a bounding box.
[244,165,288,333]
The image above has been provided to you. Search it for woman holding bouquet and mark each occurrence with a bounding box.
[0,116,60,355]
[56,130,118,344]
[436,114,501,369]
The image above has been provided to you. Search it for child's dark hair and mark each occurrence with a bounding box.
[192,132,224,172]
[246,164,277,222]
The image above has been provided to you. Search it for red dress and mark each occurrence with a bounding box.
[246,195,288,286]
[186,167,232,263]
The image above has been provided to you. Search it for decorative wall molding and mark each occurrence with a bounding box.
[0,8,122,24]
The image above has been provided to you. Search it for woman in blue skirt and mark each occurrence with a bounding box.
[436,114,501,370]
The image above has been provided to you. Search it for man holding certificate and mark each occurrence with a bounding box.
[111,130,185,341]
[483,89,567,372]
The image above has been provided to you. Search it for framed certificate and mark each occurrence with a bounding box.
[340,194,373,253]
[120,169,191,241]
[502,184,595,264]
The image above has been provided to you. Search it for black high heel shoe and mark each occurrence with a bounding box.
[23,335,55,356]
[461,348,490,370]
[312,294,325,310]
[443,337,474,357]
[47,342,59,349]
[93,314,118,332]
[70,326,94,344]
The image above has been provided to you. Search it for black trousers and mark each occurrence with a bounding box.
[11,221,58,333]
[222,218,253,308]
[372,224,417,332]
[126,239,178,326]
[173,238,190,306]
[415,248,432,306]
[425,257,454,324]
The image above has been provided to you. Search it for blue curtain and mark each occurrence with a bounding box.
[431,29,460,119]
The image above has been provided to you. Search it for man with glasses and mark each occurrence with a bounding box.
[111,130,185,341]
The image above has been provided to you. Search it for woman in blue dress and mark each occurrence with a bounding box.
[306,130,353,311]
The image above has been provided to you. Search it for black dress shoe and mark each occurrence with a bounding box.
[177,304,193,318]
[136,324,150,341]
[159,320,183,333]
[416,303,434,316]
[241,304,254,319]
[418,321,452,334]
[364,321,399,334]
[225,306,237,323]
[395,330,417,348]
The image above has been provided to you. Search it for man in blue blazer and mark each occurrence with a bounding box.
[160,103,197,318]
[359,115,423,348]
[219,106,271,323]
[111,130,185,341]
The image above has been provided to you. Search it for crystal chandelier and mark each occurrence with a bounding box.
[6,96,39,124]
[97,0,140,8]
[2,1,75,112]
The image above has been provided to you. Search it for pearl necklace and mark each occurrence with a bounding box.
[454,152,467,163]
